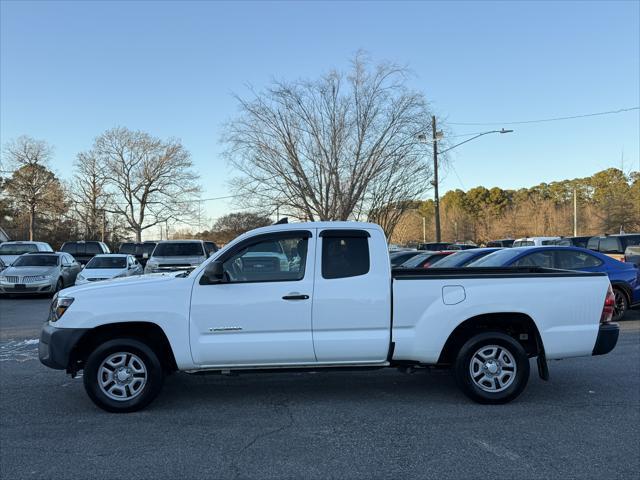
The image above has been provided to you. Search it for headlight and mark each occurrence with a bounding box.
[32,275,48,281]
[49,295,74,322]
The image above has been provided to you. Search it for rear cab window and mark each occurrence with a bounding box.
[321,230,370,279]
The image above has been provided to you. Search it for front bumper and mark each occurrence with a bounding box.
[39,323,89,370]
[592,322,619,356]
[0,280,55,294]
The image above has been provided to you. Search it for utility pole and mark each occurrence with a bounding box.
[573,188,578,236]
[101,210,106,242]
[422,217,426,243]
[432,115,441,242]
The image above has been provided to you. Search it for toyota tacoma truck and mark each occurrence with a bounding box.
[39,222,620,412]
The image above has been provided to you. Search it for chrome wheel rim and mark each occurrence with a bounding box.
[469,345,517,393]
[98,352,147,401]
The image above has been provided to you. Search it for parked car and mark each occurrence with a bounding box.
[430,248,502,268]
[0,252,81,295]
[39,221,618,412]
[60,241,110,266]
[75,254,143,286]
[587,234,640,262]
[389,250,421,267]
[550,236,592,248]
[0,241,53,266]
[512,236,560,247]
[397,251,455,269]
[486,239,514,248]
[417,242,452,251]
[469,246,639,321]
[144,240,211,274]
[118,241,158,267]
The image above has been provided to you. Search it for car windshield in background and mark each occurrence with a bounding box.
[430,250,479,268]
[400,253,434,268]
[86,257,127,269]
[0,244,38,255]
[12,255,58,267]
[119,244,137,255]
[153,243,204,257]
[467,249,523,267]
[142,243,156,255]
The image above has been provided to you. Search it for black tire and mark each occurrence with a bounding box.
[612,287,628,322]
[83,338,164,413]
[454,332,530,404]
[55,278,63,292]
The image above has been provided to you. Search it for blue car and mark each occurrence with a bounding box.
[469,246,640,321]
[430,247,502,268]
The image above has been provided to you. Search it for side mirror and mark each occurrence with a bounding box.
[203,261,224,284]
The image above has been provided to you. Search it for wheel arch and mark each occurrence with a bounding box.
[69,321,178,374]
[610,281,631,304]
[437,312,543,365]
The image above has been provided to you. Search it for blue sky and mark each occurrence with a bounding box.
[1,0,639,223]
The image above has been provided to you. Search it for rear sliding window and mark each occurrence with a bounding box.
[321,230,370,279]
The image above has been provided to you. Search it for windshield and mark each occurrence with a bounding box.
[119,243,137,254]
[431,250,482,268]
[86,256,127,269]
[400,253,433,268]
[0,244,38,255]
[13,255,59,267]
[152,242,204,257]
[467,249,523,267]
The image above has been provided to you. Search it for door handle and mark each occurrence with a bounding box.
[282,294,309,301]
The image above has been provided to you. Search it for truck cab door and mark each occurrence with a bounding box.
[311,229,391,363]
[189,230,316,367]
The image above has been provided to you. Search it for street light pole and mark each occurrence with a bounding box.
[419,123,514,244]
[432,115,441,242]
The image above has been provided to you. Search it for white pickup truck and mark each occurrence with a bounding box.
[39,222,620,412]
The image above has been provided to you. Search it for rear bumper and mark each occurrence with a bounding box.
[592,323,619,356]
[39,324,88,370]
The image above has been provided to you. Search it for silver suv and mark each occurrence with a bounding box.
[0,241,54,266]
[144,240,213,274]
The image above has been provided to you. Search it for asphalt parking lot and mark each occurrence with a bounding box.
[1,297,639,480]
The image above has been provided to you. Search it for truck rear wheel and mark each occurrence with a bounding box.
[83,338,164,413]
[454,332,529,404]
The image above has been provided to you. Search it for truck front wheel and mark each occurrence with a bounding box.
[83,338,164,413]
[454,332,530,404]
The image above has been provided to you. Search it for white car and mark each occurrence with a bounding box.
[512,236,561,247]
[0,241,53,266]
[39,222,618,412]
[75,254,143,285]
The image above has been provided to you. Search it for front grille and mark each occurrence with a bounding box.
[22,276,45,284]
[3,276,19,283]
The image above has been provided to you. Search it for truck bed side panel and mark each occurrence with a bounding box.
[391,272,609,363]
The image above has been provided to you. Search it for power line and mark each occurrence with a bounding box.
[449,106,639,126]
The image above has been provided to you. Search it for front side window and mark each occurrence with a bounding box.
[222,235,308,283]
[322,232,370,279]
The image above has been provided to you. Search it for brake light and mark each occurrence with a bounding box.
[600,285,615,324]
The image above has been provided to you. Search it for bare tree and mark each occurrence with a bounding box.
[224,53,433,235]
[71,151,110,240]
[94,127,201,242]
[211,212,272,243]
[2,136,62,240]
